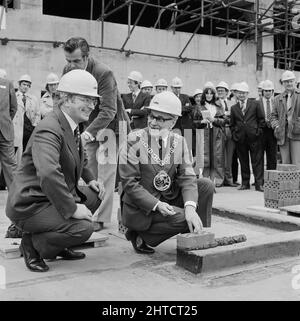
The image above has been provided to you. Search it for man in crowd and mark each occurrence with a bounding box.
[155,78,168,94]
[63,37,130,231]
[119,91,214,254]
[6,70,105,272]
[230,82,265,192]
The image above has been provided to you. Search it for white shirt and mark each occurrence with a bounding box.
[62,111,77,133]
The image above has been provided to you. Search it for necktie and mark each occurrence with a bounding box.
[266,99,271,120]
[22,94,26,107]
[240,101,246,115]
[287,93,292,111]
[224,100,228,112]
[158,138,163,160]
[74,126,81,152]
[132,93,136,103]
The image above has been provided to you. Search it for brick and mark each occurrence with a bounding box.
[177,231,215,250]
[277,164,299,171]
[266,170,300,181]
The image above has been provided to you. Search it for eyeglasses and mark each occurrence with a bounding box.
[75,95,98,107]
[148,113,174,123]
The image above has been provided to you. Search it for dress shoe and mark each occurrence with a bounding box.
[20,234,49,272]
[215,183,224,188]
[56,248,86,260]
[223,181,239,187]
[128,231,155,254]
[255,186,264,192]
[93,222,104,232]
[238,185,250,190]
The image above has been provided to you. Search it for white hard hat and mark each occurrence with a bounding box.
[230,83,239,91]
[258,81,265,89]
[155,78,168,87]
[58,70,99,98]
[262,80,274,91]
[146,91,181,116]
[193,88,203,97]
[0,68,7,79]
[19,74,32,83]
[235,82,249,92]
[128,71,143,83]
[46,73,59,85]
[216,81,229,91]
[203,81,216,91]
[140,80,153,89]
[171,77,183,88]
[281,70,296,82]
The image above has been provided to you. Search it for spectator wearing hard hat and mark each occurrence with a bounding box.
[40,73,60,118]
[170,77,193,135]
[122,71,151,129]
[6,69,105,272]
[257,81,264,100]
[119,91,214,254]
[16,74,40,151]
[192,82,226,187]
[154,78,168,94]
[140,80,153,96]
[271,70,300,168]
[259,80,277,170]
[230,82,265,191]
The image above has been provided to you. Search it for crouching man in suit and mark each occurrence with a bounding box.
[119,91,214,254]
[5,70,105,272]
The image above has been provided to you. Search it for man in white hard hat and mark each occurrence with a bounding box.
[216,81,238,187]
[16,74,40,151]
[6,70,105,272]
[119,91,214,254]
[271,70,300,168]
[63,37,130,232]
[155,78,168,94]
[230,82,265,191]
[257,81,264,100]
[40,73,60,118]
[259,80,277,170]
[140,80,153,96]
[171,77,193,136]
[122,71,151,129]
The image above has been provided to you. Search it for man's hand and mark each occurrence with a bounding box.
[126,109,132,114]
[157,201,176,216]
[72,203,93,222]
[201,118,211,125]
[88,179,105,200]
[185,205,203,233]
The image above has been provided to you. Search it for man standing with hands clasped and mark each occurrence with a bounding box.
[6,70,105,272]
[119,91,214,254]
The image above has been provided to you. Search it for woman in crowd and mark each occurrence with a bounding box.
[40,73,59,118]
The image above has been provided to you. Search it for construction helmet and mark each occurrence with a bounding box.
[46,73,59,85]
[230,83,239,91]
[281,70,296,82]
[236,82,249,92]
[155,78,168,87]
[128,71,143,83]
[262,80,274,91]
[203,81,216,91]
[0,69,7,79]
[141,80,153,89]
[193,88,203,97]
[57,70,99,97]
[171,77,183,88]
[19,74,32,83]
[146,91,181,116]
[216,81,229,91]
[257,81,265,89]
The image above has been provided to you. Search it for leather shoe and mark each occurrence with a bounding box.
[127,231,155,254]
[255,186,264,192]
[238,185,250,190]
[20,234,49,272]
[215,183,224,188]
[223,181,239,187]
[56,248,86,260]
[93,222,104,232]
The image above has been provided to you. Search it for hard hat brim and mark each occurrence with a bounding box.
[146,105,181,117]
[57,89,100,98]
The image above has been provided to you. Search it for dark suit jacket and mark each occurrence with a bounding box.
[6,108,95,222]
[63,57,130,137]
[230,99,265,143]
[121,92,151,129]
[174,93,193,132]
[0,78,17,141]
[119,128,197,231]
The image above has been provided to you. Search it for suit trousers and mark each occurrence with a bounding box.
[280,136,300,169]
[236,138,264,186]
[85,139,118,223]
[262,127,277,170]
[224,137,236,183]
[139,178,214,247]
[14,186,100,259]
[0,131,17,189]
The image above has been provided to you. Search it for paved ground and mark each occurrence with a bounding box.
[1,188,300,301]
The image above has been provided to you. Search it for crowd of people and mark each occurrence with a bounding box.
[1,36,300,273]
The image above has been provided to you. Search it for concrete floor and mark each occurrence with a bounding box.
[1,189,300,300]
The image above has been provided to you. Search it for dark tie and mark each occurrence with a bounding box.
[266,99,271,119]
[158,138,163,160]
[132,93,136,103]
[240,101,246,115]
[224,100,228,112]
[74,126,81,152]
[22,94,26,107]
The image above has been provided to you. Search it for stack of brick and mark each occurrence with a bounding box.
[264,164,300,209]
